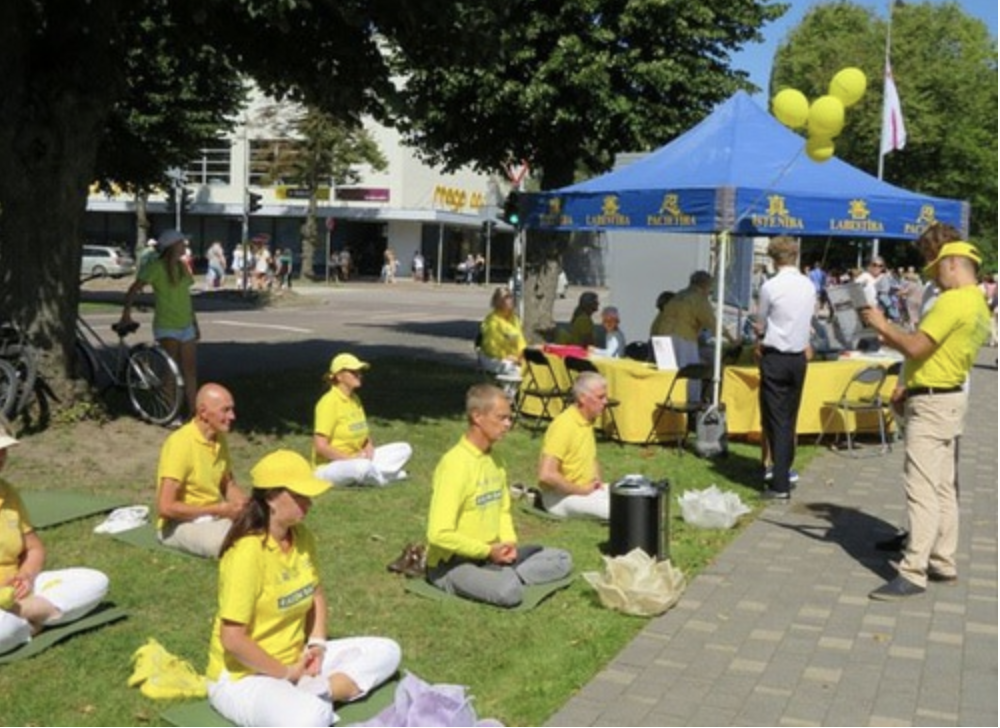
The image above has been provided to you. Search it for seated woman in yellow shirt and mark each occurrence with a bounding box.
[207,450,400,727]
[312,353,412,487]
[0,426,109,655]
[478,286,526,378]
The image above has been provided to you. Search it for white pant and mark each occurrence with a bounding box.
[541,487,611,520]
[0,567,109,654]
[314,443,412,487]
[208,636,401,727]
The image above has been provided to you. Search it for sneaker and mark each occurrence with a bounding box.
[869,575,925,601]
[764,467,799,484]
[760,488,790,502]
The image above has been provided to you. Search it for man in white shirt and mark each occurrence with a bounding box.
[755,237,816,501]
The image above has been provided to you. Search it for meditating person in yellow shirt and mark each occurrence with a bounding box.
[312,353,412,487]
[425,384,572,607]
[0,425,109,655]
[536,371,611,520]
[207,450,400,726]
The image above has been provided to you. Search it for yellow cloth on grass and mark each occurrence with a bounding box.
[128,637,207,700]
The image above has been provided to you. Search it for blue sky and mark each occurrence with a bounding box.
[731,0,999,101]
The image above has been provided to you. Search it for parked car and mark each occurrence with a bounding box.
[81,245,136,278]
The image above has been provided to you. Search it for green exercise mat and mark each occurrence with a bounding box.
[0,603,127,664]
[20,490,130,530]
[161,675,401,727]
[405,574,575,611]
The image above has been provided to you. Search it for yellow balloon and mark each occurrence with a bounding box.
[829,67,867,107]
[806,134,836,163]
[808,95,845,138]
[772,88,810,129]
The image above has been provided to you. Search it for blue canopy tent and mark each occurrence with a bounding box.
[524,91,968,238]
[522,91,969,404]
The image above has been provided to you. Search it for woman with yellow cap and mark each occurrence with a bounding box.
[207,450,400,726]
[312,353,412,487]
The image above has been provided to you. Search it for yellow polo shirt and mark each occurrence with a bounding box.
[905,284,990,388]
[156,421,232,530]
[541,405,598,487]
[426,437,516,567]
[0,479,32,584]
[206,526,319,681]
[312,388,369,466]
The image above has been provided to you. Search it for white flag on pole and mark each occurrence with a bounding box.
[880,62,907,156]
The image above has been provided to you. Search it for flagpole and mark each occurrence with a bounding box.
[873,0,894,259]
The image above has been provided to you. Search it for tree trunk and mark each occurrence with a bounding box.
[521,162,575,343]
[0,0,127,415]
[300,194,319,280]
[522,230,567,344]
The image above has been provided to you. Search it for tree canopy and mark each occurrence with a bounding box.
[373,0,788,336]
[771,0,998,269]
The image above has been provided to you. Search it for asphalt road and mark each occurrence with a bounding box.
[79,278,583,381]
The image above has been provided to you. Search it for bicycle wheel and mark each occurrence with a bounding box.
[125,345,183,425]
[0,359,18,419]
[11,340,39,416]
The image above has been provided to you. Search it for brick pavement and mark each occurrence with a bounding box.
[548,349,998,727]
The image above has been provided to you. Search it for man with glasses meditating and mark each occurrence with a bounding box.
[425,384,572,607]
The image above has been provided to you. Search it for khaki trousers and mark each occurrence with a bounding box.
[898,391,967,587]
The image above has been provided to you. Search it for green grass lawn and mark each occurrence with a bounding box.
[0,358,816,726]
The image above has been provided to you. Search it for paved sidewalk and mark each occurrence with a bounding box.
[549,350,998,727]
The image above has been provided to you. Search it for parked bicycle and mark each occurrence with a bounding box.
[0,321,39,419]
[75,315,184,425]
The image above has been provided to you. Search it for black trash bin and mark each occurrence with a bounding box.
[608,475,670,560]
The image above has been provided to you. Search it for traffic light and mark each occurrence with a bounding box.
[164,187,177,214]
[499,191,521,227]
[247,191,263,214]
[179,187,192,213]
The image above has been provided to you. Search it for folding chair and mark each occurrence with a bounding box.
[563,355,622,444]
[816,364,891,456]
[516,348,571,434]
[646,363,712,451]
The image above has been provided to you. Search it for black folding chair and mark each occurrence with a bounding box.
[516,348,572,434]
[563,355,622,444]
[646,363,712,451]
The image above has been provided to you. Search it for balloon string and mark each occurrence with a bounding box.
[727,142,807,236]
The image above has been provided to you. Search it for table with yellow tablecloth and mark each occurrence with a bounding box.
[721,358,901,436]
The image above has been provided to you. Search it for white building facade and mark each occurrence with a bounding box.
[84,98,516,283]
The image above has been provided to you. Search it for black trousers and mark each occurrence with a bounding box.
[759,349,807,492]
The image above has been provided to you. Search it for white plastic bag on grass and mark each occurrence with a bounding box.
[583,548,686,617]
[678,484,750,529]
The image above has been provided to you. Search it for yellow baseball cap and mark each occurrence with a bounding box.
[329,353,370,374]
[924,241,982,276]
[251,450,331,497]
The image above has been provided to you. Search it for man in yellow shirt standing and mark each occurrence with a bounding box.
[536,371,610,519]
[425,384,572,607]
[863,242,989,600]
[156,383,247,558]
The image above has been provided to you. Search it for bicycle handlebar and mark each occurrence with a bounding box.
[111,320,140,337]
